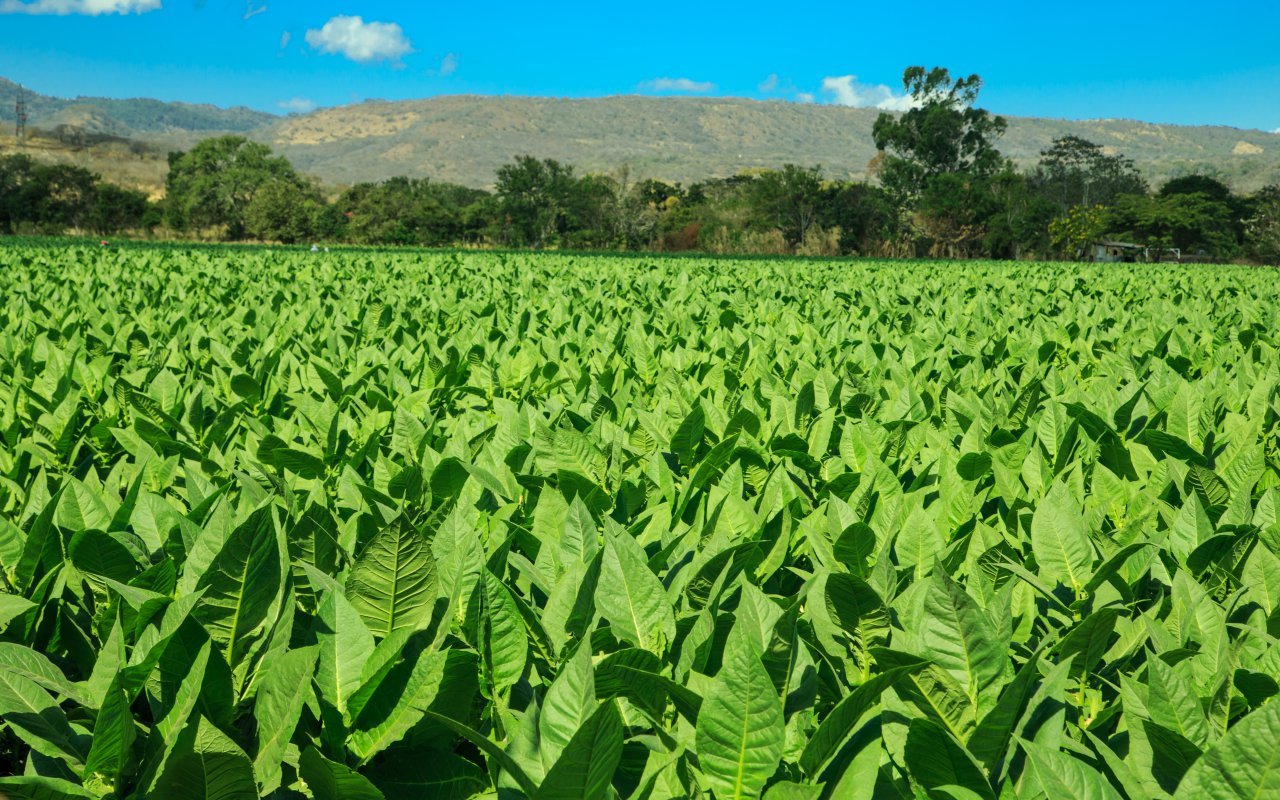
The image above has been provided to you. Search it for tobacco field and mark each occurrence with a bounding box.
[2,245,1280,799]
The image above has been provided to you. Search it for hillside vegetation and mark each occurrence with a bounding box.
[4,78,1279,191]
[7,67,1280,265]
[0,132,169,197]
[263,95,1280,192]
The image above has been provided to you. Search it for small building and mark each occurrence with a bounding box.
[1092,241,1146,263]
[1092,241,1185,264]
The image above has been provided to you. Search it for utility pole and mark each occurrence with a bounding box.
[15,84,28,144]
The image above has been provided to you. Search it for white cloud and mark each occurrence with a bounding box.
[638,77,716,94]
[305,15,412,64]
[759,74,779,93]
[438,53,458,77]
[0,0,158,14]
[820,75,918,111]
[279,30,290,48]
[1273,128,1280,135]
[277,97,315,114]
[796,92,815,104]
[243,2,265,20]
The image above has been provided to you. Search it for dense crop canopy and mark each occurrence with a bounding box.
[1,246,1280,799]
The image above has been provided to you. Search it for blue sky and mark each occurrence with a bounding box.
[1,0,1278,131]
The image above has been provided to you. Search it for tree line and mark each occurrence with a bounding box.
[0,155,156,237]
[3,66,1279,262]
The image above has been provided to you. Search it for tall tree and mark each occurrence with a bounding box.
[245,180,324,244]
[1159,174,1249,248]
[1107,192,1238,255]
[165,136,306,239]
[0,155,37,234]
[871,67,1008,204]
[1245,185,1280,263]
[1031,136,1147,210]
[336,177,486,246]
[494,156,579,247]
[747,165,824,247]
[90,184,151,236]
[0,155,102,235]
[816,182,896,255]
[1159,174,1232,202]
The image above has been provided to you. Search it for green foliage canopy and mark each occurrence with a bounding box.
[1,245,1280,799]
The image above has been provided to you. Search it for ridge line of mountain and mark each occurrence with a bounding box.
[3,76,1278,192]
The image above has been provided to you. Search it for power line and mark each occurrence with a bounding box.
[15,84,29,143]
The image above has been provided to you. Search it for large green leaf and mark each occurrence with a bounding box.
[695,624,785,799]
[1174,702,1280,799]
[82,676,137,794]
[0,595,35,631]
[369,750,487,800]
[466,568,529,693]
[534,700,624,800]
[903,718,993,800]
[800,660,926,775]
[139,636,213,796]
[0,671,86,771]
[423,710,540,797]
[595,527,675,654]
[191,505,284,672]
[823,571,890,648]
[1031,481,1093,593]
[920,568,1007,715]
[253,645,318,793]
[152,716,259,800]
[345,515,438,638]
[1022,739,1122,800]
[0,643,85,705]
[0,777,96,800]
[315,587,376,717]
[54,478,112,532]
[348,649,471,761]
[68,529,140,586]
[299,746,386,800]
[539,642,597,769]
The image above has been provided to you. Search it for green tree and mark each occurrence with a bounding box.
[635,179,682,210]
[565,173,623,248]
[33,164,99,233]
[912,173,989,257]
[1031,136,1147,210]
[1159,174,1249,248]
[1049,205,1109,260]
[1159,174,1232,202]
[746,165,824,247]
[494,156,580,247]
[981,170,1056,259]
[89,183,151,236]
[608,170,666,250]
[0,155,36,234]
[337,177,488,246]
[245,181,323,244]
[1107,192,1237,256]
[165,136,307,239]
[0,157,101,234]
[871,67,1008,205]
[817,181,897,255]
[1245,185,1280,263]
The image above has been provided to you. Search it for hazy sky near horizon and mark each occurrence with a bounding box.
[1,0,1278,131]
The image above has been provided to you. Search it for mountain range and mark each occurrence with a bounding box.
[3,77,1279,194]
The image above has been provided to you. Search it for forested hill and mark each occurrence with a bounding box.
[262,95,1280,191]
[4,78,1280,191]
[0,78,272,137]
